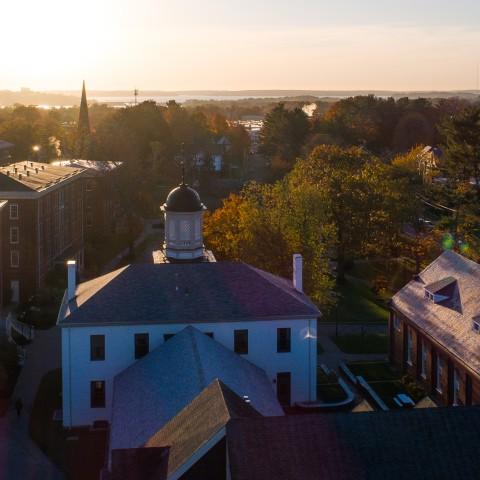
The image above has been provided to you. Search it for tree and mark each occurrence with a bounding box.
[260,103,310,168]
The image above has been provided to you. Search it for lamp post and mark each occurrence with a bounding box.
[32,145,40,162]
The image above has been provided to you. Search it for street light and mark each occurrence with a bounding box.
[32,145,40,162]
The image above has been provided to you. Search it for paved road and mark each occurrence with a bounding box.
[0,327,64,480]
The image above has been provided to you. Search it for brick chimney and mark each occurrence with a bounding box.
[293,254,303,292]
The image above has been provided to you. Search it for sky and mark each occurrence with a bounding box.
[1,0,480,91]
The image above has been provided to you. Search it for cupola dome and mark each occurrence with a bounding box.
[164,183,204,212]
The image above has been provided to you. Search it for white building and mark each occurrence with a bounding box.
[58,182,320,430]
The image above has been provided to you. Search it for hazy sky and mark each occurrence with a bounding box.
[2,0,480,91]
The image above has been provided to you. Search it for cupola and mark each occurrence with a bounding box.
[161,180,206,261]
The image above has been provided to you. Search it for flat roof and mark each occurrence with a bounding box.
[0,161,84,193]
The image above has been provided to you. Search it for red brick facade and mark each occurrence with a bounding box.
[390,310,480,406]
[0,179,84,305]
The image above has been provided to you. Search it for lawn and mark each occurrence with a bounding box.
[323,276,389,324]
[0,337,21,416]
[316,368,347,403]
[322,257,416,325]
[30,370,107,480]
[331,334,389,354]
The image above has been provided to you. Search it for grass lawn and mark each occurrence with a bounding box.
[323,276,389,324]
[0,337,21,416]
[331,334,389,354]
[316,368,346,403]
[30,370,107,480]
[322,257,416,325]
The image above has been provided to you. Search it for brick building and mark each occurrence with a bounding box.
[51,160,123,238]
[390,250,480,406]
[0,161,85,305]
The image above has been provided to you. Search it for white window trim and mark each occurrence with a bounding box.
[406,328,413,366]
[10,250,19,268]
[9,203,19,220]
[420,341,427,379]
[10,226,19,244]
[435,354,443,394]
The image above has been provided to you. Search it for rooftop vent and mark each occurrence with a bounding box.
[23,165,27,171]
[18,174,22,180]
[26,171,30,176]
[35,168,39,174]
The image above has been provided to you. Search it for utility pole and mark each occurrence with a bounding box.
[134,88,139,105]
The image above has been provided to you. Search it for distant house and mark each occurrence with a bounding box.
[0,140,14,166]
[390,251,480,406]
[418,146,443,183]
[0,161,85,304]
[194,137,232,173]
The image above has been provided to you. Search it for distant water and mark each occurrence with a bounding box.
[89,94,300,104]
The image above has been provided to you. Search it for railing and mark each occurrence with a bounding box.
[5,313,35,341]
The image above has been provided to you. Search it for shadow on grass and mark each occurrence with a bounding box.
[29,369,107,480]
[331,334,389,354]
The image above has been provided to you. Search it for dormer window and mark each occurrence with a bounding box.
[424,277,457,304]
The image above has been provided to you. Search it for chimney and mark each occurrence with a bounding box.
[293,254,303,292]
[67,260,76,301]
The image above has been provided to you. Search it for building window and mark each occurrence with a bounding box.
[204,332,214,339]
[406,328,413,365]
[453,368,461,406]
[393,314,401,331]
[421,340,427,379]
[169,220,176,241]
[164,333,175,342]
[10,227,19,244]
[86,180,95,191]
[10,250,19,268]
[9,203,18,220]
[277,328,291,353]
[436,353,443,393]
[90,381,105,408]
[134,333,149,359]
[180,220,191,241]
[234,329,248,354]
[90,335,105,361]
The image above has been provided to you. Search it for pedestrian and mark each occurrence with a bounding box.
[14,398,23,417]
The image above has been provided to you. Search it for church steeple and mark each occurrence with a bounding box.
[78,80,91,135]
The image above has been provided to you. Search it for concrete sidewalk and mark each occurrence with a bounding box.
[0,327,64,480]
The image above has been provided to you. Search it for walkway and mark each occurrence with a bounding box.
[317,335,387,372]
[0,327,63,480]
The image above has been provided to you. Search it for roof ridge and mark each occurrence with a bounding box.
[189,328,207,390]
[245,263,319,314]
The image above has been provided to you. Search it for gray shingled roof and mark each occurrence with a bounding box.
[110,326,283,455]
[391,250,480,375]
[59,262,319,326]
[143,379,260,478]
[227,407,480,480]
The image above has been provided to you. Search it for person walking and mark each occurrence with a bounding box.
[14,398,23,417]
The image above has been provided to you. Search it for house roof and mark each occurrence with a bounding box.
[143,379,260,478]
[0,161,84,193]
[391,250,480,375]
[110,326,283,454]
[227,407,480,480]
[50,159,120,176]
[58,262,320,326]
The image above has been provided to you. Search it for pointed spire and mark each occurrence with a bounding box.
[78,80,91,135]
